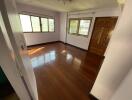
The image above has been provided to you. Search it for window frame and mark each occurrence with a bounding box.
[41,17,49,33]
[19,13,55,33]
[48,18,55,32]
[30,15,41,32]
[68,18,79,35]
[19,14,32,32]
[68,17,92,37]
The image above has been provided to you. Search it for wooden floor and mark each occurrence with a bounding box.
[28,42,104,100]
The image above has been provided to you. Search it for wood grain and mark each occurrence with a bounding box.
[89,17,118,56]
[28,42,104,100]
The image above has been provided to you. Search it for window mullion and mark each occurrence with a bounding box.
[48,18,49,32]
[40,17,42,32]
[77,19,80,35]
[30,16,33,32]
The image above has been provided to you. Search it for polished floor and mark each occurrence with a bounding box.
[28,42,104,100]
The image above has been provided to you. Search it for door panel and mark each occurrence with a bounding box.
[88,17,118,56]
[0,17,30,99]
[0,0,38,100]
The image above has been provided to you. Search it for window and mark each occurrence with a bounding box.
[31,16,41,32]
[79,20,91,35]
[20,14,32,32]
[41,18,48,32]
[49,19,55,32]
[19,14,55,33]
[69,19,79,34]
[69,18,92,36]
[41,18,55,32]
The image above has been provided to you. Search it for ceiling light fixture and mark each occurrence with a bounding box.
[58,0,72,5]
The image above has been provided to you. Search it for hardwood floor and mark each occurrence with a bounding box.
[28,42,104,100]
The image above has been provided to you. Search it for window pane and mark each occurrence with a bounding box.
[20,14,32,32]
[41,18,48,32]
[79,20,91,35]
[49,19,55,32]
[69,20,79,34]
[31,16,40,32]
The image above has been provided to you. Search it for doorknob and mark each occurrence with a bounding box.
[21,45,25,50]
[21,43,26,50]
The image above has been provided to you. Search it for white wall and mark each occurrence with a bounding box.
[60,12,67,43]
[111,69,132,100]
[60,7,121,50]
[16,3,60,46]
[91,0,132,99]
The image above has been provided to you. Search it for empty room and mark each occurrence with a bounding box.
[0,0,132,100]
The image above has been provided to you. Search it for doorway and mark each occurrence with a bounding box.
[88,17,118,56]
[0,66,19,100]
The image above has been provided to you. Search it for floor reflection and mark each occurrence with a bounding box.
[66,53,73,60]
[31,50,56,68]
[61,49,82,66]
[62,49,82,70]
[28,47,45,55]
[61,50,66,54]
[73,57,82,70]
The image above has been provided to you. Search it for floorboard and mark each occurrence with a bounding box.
[28,42,103,100]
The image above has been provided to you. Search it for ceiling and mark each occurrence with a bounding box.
[16,0,123,12]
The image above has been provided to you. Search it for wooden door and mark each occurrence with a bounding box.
[88,17,118,56]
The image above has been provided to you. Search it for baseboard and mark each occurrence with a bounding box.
[59,41,88,52]
[27,41,104,59]
[27,41,89,52]
[27,41,60,48]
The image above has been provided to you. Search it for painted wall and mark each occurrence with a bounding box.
[111,69,132,100]
[16,3,60,46]
[60,7,121,50]
[60,12,67,43]
[91,0,132,99]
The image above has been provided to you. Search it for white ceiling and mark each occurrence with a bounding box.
[16,0,122,12]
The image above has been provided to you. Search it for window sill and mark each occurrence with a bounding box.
[68,33,88,38]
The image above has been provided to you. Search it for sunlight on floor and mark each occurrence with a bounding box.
[28,47,45,55]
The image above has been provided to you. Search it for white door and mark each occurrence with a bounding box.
[0,12,31,100]
[0,0,38,100]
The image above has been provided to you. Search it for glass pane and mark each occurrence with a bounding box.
[69,20,78,34]
[79,20,91,35]
[31,16,40,32]
[41,18,48,32]
[20,14,32,32]
[49,19,55,32]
